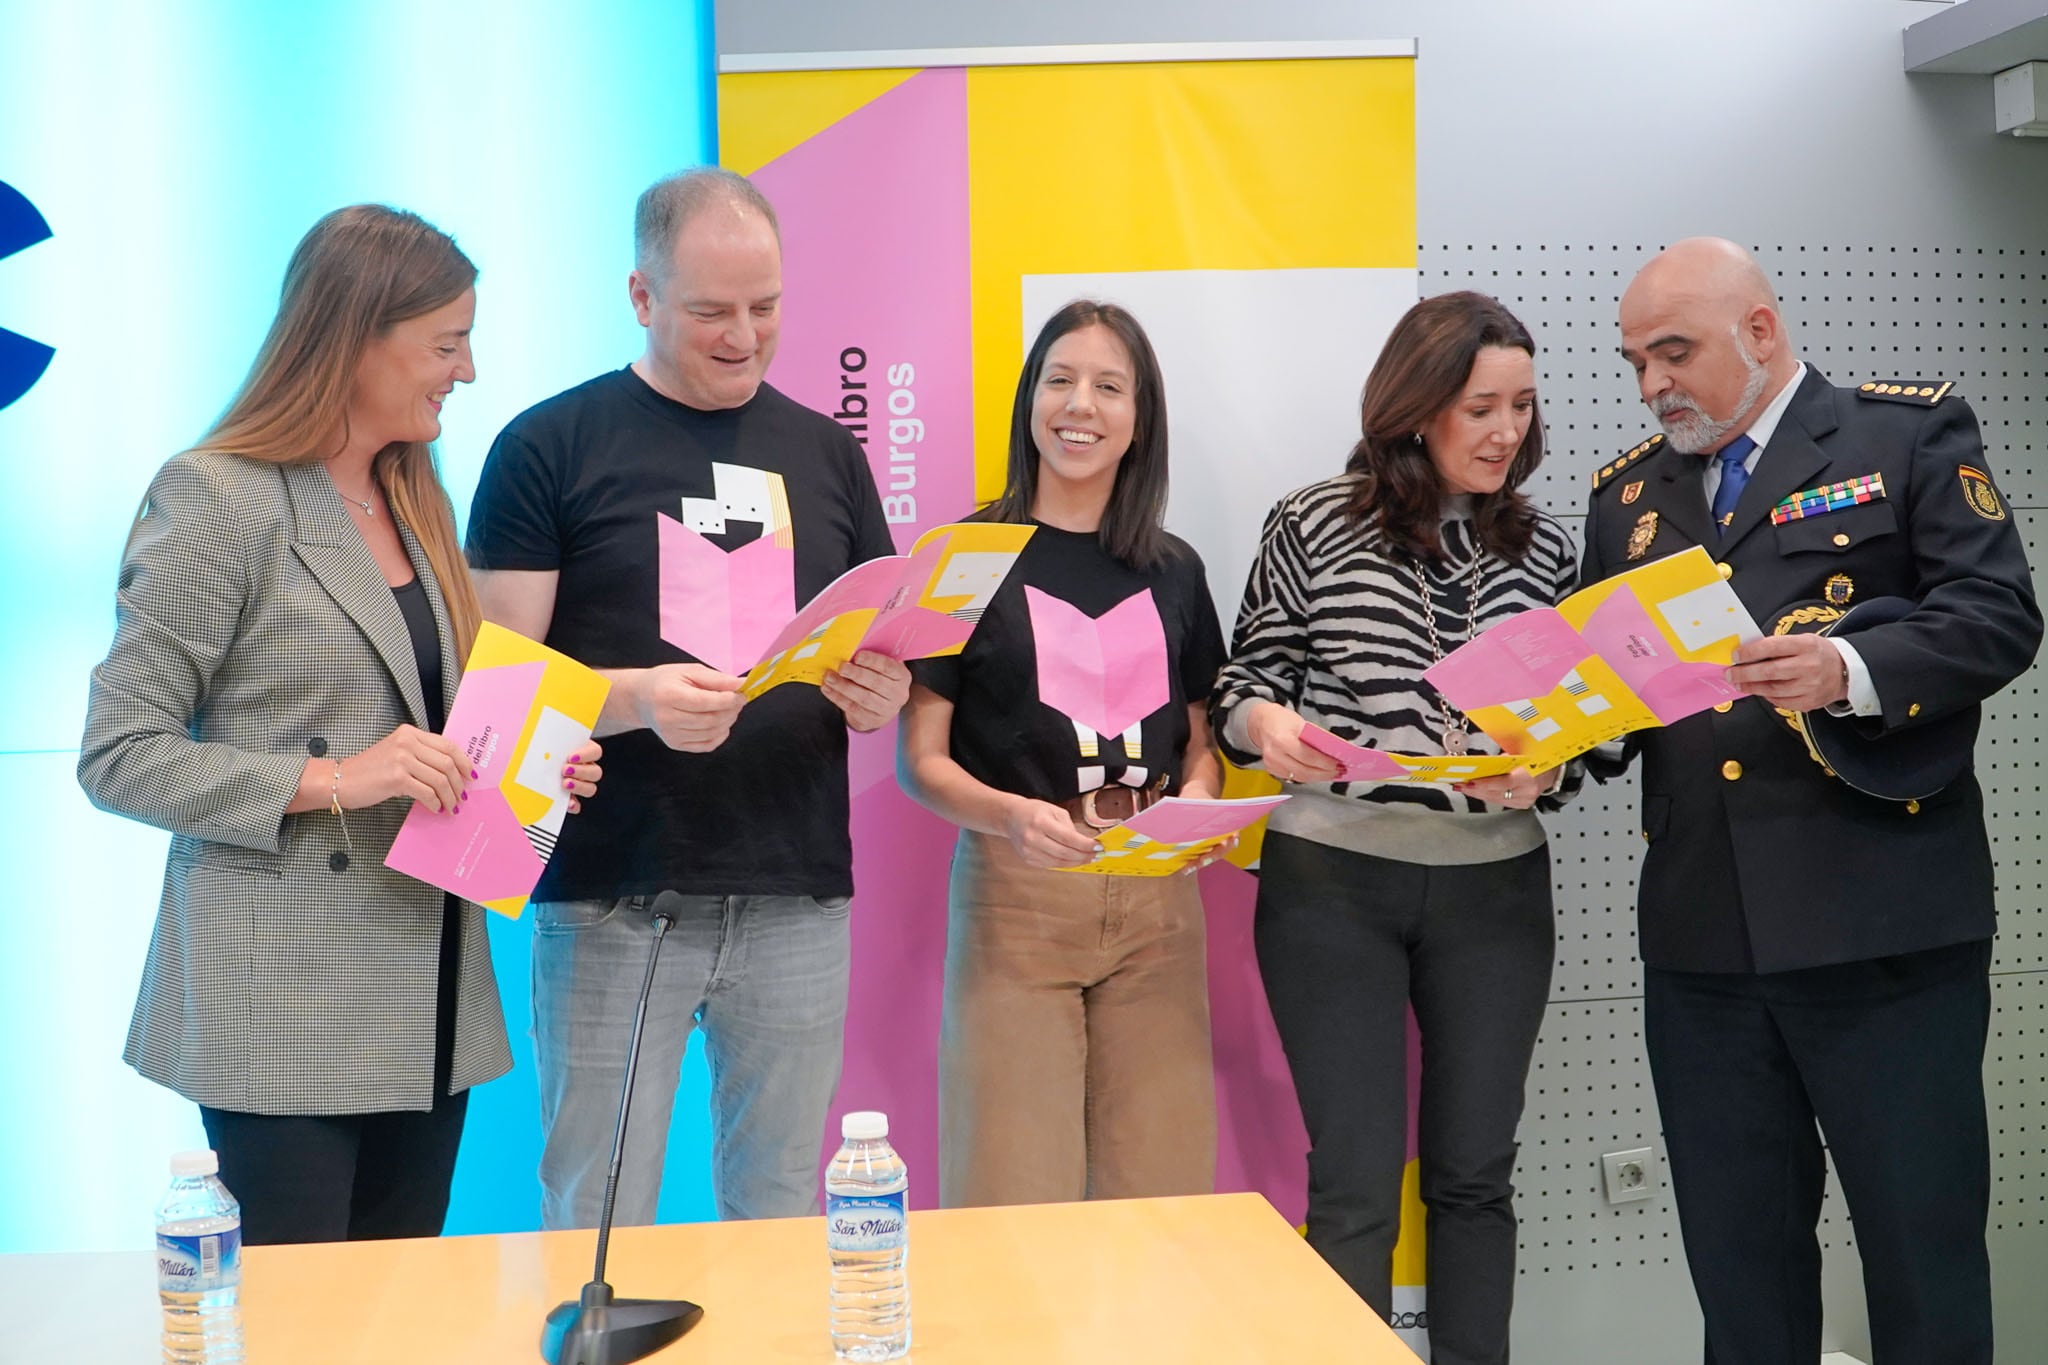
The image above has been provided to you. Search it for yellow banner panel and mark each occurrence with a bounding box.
[718,67,922,176]
[966,57,1416,493]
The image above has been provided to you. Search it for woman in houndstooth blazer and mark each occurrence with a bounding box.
[79,206,603,1245]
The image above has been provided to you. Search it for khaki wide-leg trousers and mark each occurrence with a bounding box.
[939,829,1217,1207]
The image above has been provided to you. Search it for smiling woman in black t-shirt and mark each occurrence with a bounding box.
[900,300,1226,1208]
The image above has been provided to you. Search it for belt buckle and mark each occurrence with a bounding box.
[1079,787,1132,830]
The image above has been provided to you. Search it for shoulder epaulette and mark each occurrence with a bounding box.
[1857,380,1952,407]
[1592,432,1665,491]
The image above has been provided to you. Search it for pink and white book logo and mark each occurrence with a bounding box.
[656,463,797,674]
[1024,586,1171,738]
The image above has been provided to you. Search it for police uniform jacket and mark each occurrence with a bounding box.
[79,452,515,1113]
[1581,368,2040,974]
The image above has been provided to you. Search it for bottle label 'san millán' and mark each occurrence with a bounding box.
[157,1228,241,1294]
[825,1191,907,1252]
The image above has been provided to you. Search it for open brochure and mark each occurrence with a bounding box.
[742,522,1035,697]
[1296,547,1761,781]
[385,622,610,918]
[1060,795,1291,878]
[1297,724,1522,783]
[1423,545,1762,773]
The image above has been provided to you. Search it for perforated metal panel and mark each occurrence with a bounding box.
[1424,241,2048,1359]
[1424,242,2045,512]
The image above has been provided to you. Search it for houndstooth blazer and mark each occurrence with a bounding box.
[79,451,514,1114]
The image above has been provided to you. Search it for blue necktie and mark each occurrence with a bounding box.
[1711,434,1757,537]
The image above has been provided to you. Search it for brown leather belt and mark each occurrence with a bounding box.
[1064,785,1162,830]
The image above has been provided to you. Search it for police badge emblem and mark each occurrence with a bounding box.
[1621,480,1644,505]
[1958,465,2006,521]
[1626,511,1658,560]
[1824,574,1854,607]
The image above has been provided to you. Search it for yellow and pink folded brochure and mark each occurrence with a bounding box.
[742,522,1035,697]
[1303,547,1762,782]
[1063,795,1292,877]
[385,623,609,917]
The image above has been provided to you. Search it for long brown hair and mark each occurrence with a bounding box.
[974,300,1173,571]
[1344,291,1545,565]
[196,205,481,655]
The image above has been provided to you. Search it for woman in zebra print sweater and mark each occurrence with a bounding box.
[1210,292,1580,1365]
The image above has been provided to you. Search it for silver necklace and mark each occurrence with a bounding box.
[1409,550,1486,755]
[336,483,376,518]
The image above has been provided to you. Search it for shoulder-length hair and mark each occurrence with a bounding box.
[194,204,482,656]
[1344,291,1546,565]
[974,299,1172,571]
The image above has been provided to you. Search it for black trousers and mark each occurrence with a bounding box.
[201,1089,470,1244]
[1254,834,1554,1365]
[199,893,470,1245]
[1644,938,1993,1365]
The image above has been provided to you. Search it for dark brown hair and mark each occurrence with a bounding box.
[1344,291,1545,565]
[195,205,482,655]
[974,300,1173,571]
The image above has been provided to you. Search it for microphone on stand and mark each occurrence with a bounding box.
[541,891,704,1364]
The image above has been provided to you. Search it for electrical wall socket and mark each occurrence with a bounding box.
[1601,1147,1657,1204]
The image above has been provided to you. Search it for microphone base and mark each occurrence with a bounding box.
[541,1282,703,1365]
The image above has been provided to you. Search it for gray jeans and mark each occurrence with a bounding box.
[531,892,852,1229]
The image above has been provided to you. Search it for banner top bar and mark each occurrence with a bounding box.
[718,39,1416,75]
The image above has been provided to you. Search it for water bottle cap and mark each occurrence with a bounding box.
[840,1111,888,1140]
[170,1149,219,1178]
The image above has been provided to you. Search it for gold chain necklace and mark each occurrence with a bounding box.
[1408,551,1486,755]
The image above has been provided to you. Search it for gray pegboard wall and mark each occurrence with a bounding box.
[1423,242,2044,511]
[1424,241,2048,1359]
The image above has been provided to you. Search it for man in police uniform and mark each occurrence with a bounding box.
[1582,237,2039,1365]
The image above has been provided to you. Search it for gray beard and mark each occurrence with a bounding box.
[1656,352,1771,454]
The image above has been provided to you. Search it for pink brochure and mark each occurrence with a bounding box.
[855,531,976,660]
[749,554,908,665]
[1421,609,1586,710]
[1025,586,1171,738]
[384,624,611,918]
[657,514,797,675]
[1123,795,1292,845]
[1417,547,1757,766]
[1576,584,1745,723]
[742,522,1035,696]
[1068,794,1292,877]
[1297,723,1412,783]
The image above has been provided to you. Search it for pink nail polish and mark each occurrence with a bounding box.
[563,765,574,777]
[562,778,574,791]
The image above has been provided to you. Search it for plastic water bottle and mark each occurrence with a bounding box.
[155,1150,244,1364]
[825,1110,910,1361]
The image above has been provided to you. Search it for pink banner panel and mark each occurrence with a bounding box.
[748,68,974,552]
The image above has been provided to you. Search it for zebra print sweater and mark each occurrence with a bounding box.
[1212,474,1585,866]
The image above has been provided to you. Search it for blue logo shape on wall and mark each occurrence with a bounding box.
[0,181,55,411]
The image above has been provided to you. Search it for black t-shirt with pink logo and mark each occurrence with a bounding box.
[913,521,1227,805]
[466,367,895,901]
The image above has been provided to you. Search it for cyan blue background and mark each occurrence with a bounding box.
[0,0,722,1252]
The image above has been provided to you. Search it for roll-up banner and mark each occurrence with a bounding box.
[720,41,1426,1349]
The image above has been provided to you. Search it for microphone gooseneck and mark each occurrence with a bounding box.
[541,889,703,1365]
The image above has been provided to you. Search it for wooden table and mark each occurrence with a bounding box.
[3,1192,1418,1362]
